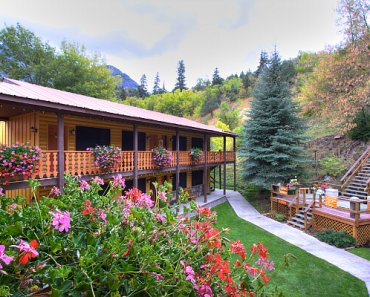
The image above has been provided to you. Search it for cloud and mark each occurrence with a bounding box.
[0,0,343,90]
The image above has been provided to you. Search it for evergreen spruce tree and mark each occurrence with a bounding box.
[153,72,161,94]
[240,51,306,189]
[138,74,148,98]
[212,67,223,85]
[174,60,187,91]
[254,51,269,77]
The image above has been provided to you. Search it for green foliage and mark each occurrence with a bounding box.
[201,86,222,116]
[0,24,119,99]
[271,212,287,222]
[347,109,370,141]
[0,176,273,295]
[174,59,187,91]
[319,156,346,177]
[216,101,241,130]
[240,51,307,189]
[0,23,55,85]
[137,74,148,98]
[316,230,355,248]
[212,67,223,85]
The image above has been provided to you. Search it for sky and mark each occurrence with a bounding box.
[0,0,344,90]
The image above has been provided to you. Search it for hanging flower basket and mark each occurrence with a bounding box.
[0,143,41,184]
[189,147,203,164]
[152,146,172,168]
[87,145,122,173]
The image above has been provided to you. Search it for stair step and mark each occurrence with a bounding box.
[342,193,368,199]
[345,188,367,195]
[346,186,366,192]
[349,182,366,187]
[297,212,312,218]
[287,220,305,229]
[292,216,312,224]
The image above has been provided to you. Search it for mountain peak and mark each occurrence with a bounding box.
[106,65,138,90]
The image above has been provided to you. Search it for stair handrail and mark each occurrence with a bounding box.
[366,177,370,196]
[341,145,370,190]
[303,201,313,230]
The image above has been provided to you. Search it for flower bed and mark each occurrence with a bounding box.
[0,176,274,296]
[87,145,122,173]
[0,143,41,183]
[152,146,172,167]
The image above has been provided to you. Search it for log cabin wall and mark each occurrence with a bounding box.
[0,112,39,146]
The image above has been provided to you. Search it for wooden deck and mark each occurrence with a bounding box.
[270,187,370,245]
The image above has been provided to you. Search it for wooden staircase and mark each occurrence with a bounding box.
[287,203,313,230]
[340,146,370,200]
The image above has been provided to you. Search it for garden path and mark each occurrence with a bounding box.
[224,190,370,294]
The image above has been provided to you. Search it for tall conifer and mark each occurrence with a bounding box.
[240,51,306,188]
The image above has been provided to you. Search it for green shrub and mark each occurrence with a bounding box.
[347,109,370,141]
[316,230,355,248]
[272,212,287,222]
[319,156,346,177]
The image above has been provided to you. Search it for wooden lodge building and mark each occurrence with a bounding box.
[0,78,236,201]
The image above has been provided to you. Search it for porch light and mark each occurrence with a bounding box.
[70,128,76,135]
[30,126,38,133]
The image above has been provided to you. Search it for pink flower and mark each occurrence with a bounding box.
[158,191,167,202]
[0,245,13,269]
[49,186,61,196]
[79,180,90,190]
[99,209,107,223]
[0,188,4,197]
[137,193,154,208]
[155,213,166,224]
[150,272,164,281]
[112,174,125,188]
[91,176,104,185]
[49,210,71,232]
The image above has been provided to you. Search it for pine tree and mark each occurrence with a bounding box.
[240,51,306,189]
[254,51,269,77]
[212,67,223,85]
[138,74,148,98]
[153,72,161,94]
[174,60,187,91]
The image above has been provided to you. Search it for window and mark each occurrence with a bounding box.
[76,126,110,150]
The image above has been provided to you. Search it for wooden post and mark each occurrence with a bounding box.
[203,134,208,202]
[219,165,221,189]
[223,136,226,196]
[57,112,65,193]
[176,129,180,200]
[133,124,138,188]
[233,136,236,191]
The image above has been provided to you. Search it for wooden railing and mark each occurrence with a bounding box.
[30,150,235,179]
[341,145,370,189]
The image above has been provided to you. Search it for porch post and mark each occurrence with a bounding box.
[203,134,208,202]
[176,129,180,200]
[233,136,236,191]
[223,136,226,195]
[57,112,65,193]
[133,124,138,188]
[219,165,221,189]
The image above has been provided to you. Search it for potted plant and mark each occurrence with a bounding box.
[152,146,172,168]
[189,147,203,163]
[0,143,41,184]
[87,145,122,173]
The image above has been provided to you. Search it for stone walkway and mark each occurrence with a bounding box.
[224,190,370,294]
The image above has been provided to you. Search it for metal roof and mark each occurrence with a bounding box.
[0,78,235,136]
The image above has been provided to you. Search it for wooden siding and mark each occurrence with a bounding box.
[0,112,39,146]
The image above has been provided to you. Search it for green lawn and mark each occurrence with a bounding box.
[214,203,367,297]
[349,247,370,261]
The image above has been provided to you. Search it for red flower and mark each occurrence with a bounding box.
[230,240,246,259]
[13,239,39,264]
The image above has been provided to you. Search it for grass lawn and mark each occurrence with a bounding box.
[214,202,367,297]
[349,247,370,261]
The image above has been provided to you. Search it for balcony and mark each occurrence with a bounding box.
[31,150,235,179]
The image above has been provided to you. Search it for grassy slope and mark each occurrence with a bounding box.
[349,248,370,261]
[214,203,367,297]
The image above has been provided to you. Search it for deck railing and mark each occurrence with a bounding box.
[31,150,235,179]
